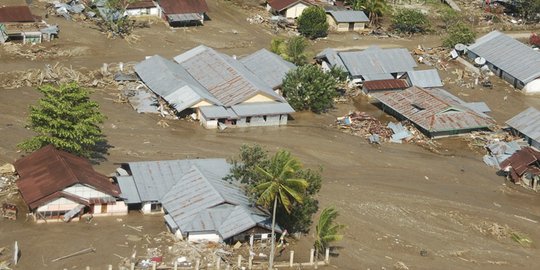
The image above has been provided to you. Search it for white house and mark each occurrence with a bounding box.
[15,145,127,223]
[266,0,313,19]
[125,0,160,16]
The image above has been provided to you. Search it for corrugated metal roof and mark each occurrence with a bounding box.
[464,102,491,114]
[117,176,141,203]
[339,47,417,77]
[363,79,409,91]
[159,0,209,14]
[372,87,495,135]
[500,147,540,176]
[327,10,369,23]
[15,145,120,209]
[315,48,347,71]
[123,158,230,202]
[0,6,36,23]
[362,73,394,81]
[267,0,311,11]
[134,55,221,112]
[506,107,540,143]
[126,0,156,9]
[231,102,295,117]
[467,31,540,84]
[406,69,443,88]
[199,106,238,119]
[167,13,202,22]
[240,48,296,89]
[173,45,283,106]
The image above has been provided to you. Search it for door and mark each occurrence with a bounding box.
[349,23,354,31]
[101,203,108,213]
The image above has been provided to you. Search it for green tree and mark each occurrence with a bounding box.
[439,8,461,29]
[99,0,136,38]
[314,207,346,256]
[442,22,476,48]
[282,65,338,113]
[18,83,106,159]
[515,0,540,23]
[347,0,389,26]
[253,150,308,270]
[270,36,309,66]
[297,6,329,39]
[392,9,429,34]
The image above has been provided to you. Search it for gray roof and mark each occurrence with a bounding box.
[117,176,141,203]
[327,10,369,23]
[121,159,230,202]
[338,47,417,78]
[363,73,394,81]
[199,106,238,119]
[464,102,491,114]
[315,48,347,70]
[173,45,283,106]
[134,55,221,112]
[231,102,295,117]
[167,13,202,23]
[240,49,296,89]
[506,107,540,143]
[467,31,540,84]
[406,69,443,88]
[161,165,279,240]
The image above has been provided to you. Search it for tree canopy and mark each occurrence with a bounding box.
[282,65,339,113]
[442,22,476,48]
[392,9,429,34]
[347,0,389,26]
[297,6,329,39]
[270,36,309,66]
[314,206,345,255]
[18,83,107,159]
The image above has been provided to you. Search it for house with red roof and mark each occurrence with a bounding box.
[0,5,57,44]
[266,0,313,19]
[157,0,209,26]
[14,145,127,223]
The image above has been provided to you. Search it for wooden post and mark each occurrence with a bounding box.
[248,254,253,270]
[130,263,135,270]
[174,261,178,270]
[195,259,200,270]
[216,256,221,270]
[237,255,242,267]
[289,251,294,267]
[152,261,157,270]
[309,249,315,265]
[325,248,330,264]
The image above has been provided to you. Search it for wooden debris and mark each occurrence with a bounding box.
[51,247,96,262]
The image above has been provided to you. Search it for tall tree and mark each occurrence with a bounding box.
[314,207,346,257]
[392,9,429,34]
[18,83,106,159]
[297,6,329,39]
[253,150,308,270]
[348,0,389,26]
[270,36,309,66]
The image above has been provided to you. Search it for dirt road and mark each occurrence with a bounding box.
[1,1,540,269]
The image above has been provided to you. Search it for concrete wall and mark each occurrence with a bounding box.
[188,232,221,242]
[200,114,218,129]
[93,201,128,216]
[125,7,159,17]
[142,202,163,214]
[524,79,540,94]
[64,184,109,199]
[327,15,365,32]
[236,114,288,127]
[285,3,308,18]
[37,197,79,212]
[243,94,275,103]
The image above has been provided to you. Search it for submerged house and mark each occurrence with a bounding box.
[266,0,312,19]
[125,0,159,16]
[116,159,280,242]
[324,7,369,32]
[400,69,443,88]
[0,5,58,44]
[14,145,127,223]
[467,31,540,93]
[506,107,540,149]
[362,79,409,95]
[500,147,540,191]
[315,47,417,85]
[371,87,495,138]
[134,45,295,129]
[157,0,209,26]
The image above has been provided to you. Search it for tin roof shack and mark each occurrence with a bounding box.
[157,0,208,26]
[371,87,495,138]
[467,31,540,94]
[362,79,409,95]
[500,147,540,191]
[266,0,313,19]
[116,159,281,243]
[134,46,295,129]
[324,7,369,32]
[316,46,417,86]
[506,107,540,150]
[125,0,160,17]
[14,145,127,223]
[0,5,58,44]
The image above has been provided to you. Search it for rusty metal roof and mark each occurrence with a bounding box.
[15,145,120,210]
[363,79,409,92]
[267,0,312,11]
[0,6,36,23]
[158,0,209,14]
[372,87,495,136]
[127,0,157,9]
[500,147,540,176]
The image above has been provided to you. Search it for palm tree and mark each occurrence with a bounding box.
[314,207,346,258]
[254,150,308,270]
[348,0,390,27]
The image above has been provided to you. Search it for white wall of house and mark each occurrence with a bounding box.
[93,201,128,216]
[285,3,308,18]
[125,7,159,17]
[37,197,79,212]
[64,184,109,199]
[524,79,540,94]
[243,94,275,103]
[200,113,219,129]
[188,232,221,242]
[142,202,163,214]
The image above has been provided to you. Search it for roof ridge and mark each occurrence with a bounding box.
[190,165,228,205]
[51,146,80,187]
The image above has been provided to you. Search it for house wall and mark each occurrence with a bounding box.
[125,7,159,16]
[243,94,275,103]
[192,100,212,108]
[187,232,221,242]
[236,114,287,127]
[320,61,332,72]
[64,184,109,199]
[200,115,218,129]
[524,79,540,94]
[93,201,128,216]
[37,197,80,212]
[285,3,308,18]
[142,202,163,214]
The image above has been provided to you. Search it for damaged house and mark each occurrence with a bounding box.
[500,147,540,191]
[116,159,280,242]
[467,31,540,93]
[14,145,127,223]
[0,5,58,44]
[157,0,209,26]
[266,0,313,19]
[134,45,295,129]
[506,107,540,150]
[371,86,495,138]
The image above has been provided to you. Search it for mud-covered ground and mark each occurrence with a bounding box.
[1,1,540,270]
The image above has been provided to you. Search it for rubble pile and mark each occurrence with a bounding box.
[0,246,12,270]
[413,45,450,71]
[466,130,526,168]
[1,43,89,60]
[336,111,393,141]
[0,164,17,200]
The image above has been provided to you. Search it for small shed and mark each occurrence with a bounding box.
[157,0,209,26]
[125,0,159,16]
[266,0,313,19]
[325,8,369,32]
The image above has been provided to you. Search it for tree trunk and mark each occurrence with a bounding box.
[268,196,278,270]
